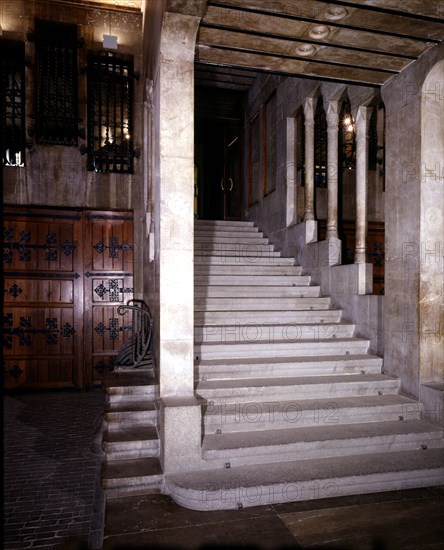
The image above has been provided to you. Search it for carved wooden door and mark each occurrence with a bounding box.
[83,210,134,387]
[3,207,134,389]
[3,207,84,389]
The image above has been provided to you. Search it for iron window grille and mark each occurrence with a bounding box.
[87,51,134,173]
[35,19,79,146]
[1,40,25,167]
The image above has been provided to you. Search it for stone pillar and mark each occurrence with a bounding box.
[155,9,204,475]
[326,101,339,239]
[354,105,372,264]
[418,59,444,424]
[158,10,200,397]
[303,97,317,222]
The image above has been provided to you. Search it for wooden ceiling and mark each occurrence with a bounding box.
[195,0,444,89]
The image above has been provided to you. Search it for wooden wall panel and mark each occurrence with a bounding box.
[319,220,385,295]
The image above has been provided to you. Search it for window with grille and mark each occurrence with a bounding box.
[87,51,134,173]
[1,40,25,166]
[35,19,79,145]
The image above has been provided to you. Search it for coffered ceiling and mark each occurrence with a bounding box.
[195,0,444,89]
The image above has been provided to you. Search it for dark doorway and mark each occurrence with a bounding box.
[195,86,244,221]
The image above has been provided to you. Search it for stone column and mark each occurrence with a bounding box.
[158,11,200,397]
[155,9,204,474]
[303,97,317,222]
[354,105,372,264]
[326,101,339,239]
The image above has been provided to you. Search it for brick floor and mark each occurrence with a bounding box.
[3,389,106,550]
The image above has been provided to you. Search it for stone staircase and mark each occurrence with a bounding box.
[167,218,444,510]
[100,371,163,499]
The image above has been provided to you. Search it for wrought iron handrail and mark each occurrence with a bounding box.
[114,299,154,371]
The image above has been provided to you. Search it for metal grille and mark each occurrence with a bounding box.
[1,40,25,166]
[35,19,78,146]
[314,97,328,188]
[340,98,356,170]
[87,51,133,173]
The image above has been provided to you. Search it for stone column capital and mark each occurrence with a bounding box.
[355,105,373,127]
[304,97,317,123]
[327,101,340,130]
[327,100,340,117]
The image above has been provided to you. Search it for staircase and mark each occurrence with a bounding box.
[100,371,163,499]
[167,219,444,510]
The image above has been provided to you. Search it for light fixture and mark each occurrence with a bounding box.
[309,25,330,40]
[325,5,348,20]
[103,15,118,50]
[343,116,355,132]
[103,34,118,50]
[296,43,317,57]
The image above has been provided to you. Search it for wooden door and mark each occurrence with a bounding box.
[197,119,243,221]
[3,207,84,389]
[223,122,242,221]
[3,206,134,389]
[83,210,134,387]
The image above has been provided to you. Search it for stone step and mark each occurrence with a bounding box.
[196,373,400,402]
[106,384,159,406]
[105,402,158,429]
[194,285,321,299]
[103,426,160,461]
[194,265,303,275]
[194,233,267,243]
[202,420,444,467]
[101,457,163,499]
[194,309,341,324]
[194,219,258,231]
[194,256,295,266]
[194,274,311,286]
[195,337,369,360]
[195,297,331,311]
[195,226,259,234]
[195,322,355,344]
[194,218,254,227]
[194,243,281,258]
[195,354,383,380]
[166,448,444,510]
[202,394,422,434]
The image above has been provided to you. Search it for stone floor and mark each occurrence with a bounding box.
[103,488,444,550]
[4,389,444,549]
[3,389,106,550]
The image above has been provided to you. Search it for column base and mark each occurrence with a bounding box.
[160,396,203,474]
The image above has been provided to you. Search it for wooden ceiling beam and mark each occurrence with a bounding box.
[197,28,404,74]
[196,46,387,86]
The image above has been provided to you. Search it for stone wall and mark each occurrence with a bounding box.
[3,0,143,209]
[381,42,444,400]
[244,75,384,249]
[2,0,145,290]
[243,74,385,352]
